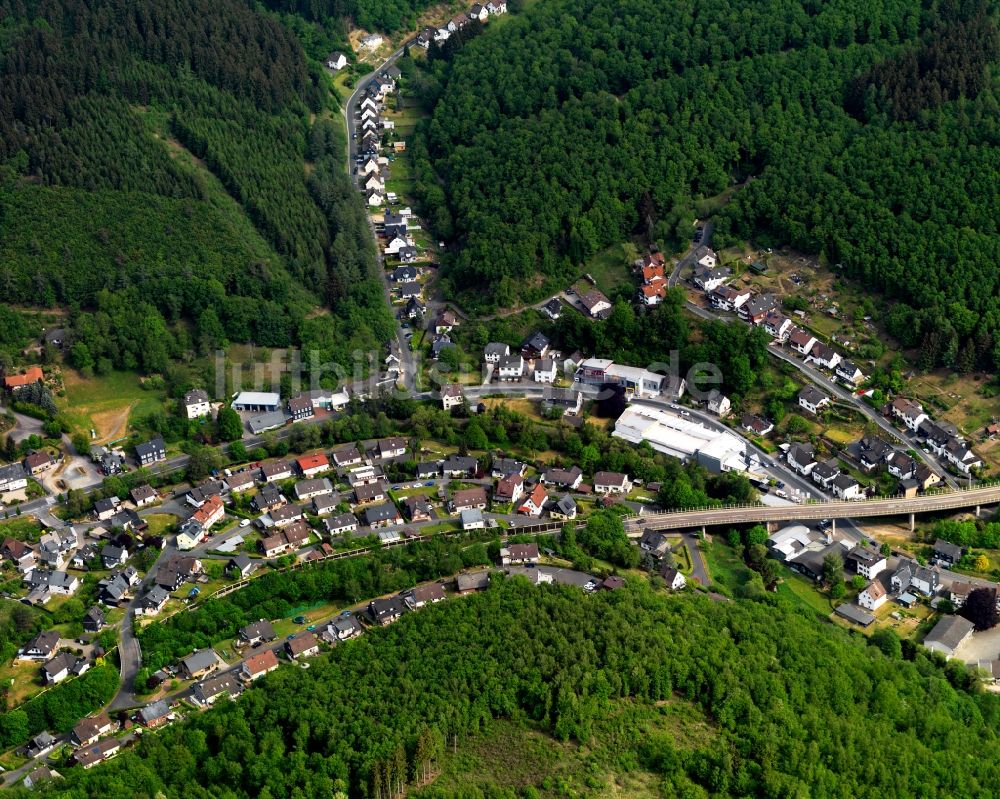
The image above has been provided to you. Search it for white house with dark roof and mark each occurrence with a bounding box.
[798,386,830,414]
[183,389,211,419]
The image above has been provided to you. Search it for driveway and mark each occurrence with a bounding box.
[683,535,710,585]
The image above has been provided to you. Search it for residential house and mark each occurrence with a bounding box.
[579,290,612,318]
[135,436,166,466]
[484,342,509,364]
[944,439,982,474]
[456,572,490,594]
[247,410,288,435]
[286,632,321,659]
[101,544,128,570]
[183,389,211,419]
[23,450,56,476]
[442,455,477,478]
[789,329,817,356]
[933,539,963,567]
[832,474,864,500]
[297,453,330,478]
[923,615,975,658]
[890,398,927,432]
[260,460,294,483]
[294,477,333,503]
[541,466,583,490]
[415,462,440,479]
[326,51,348,70]
[518,483,548,517]
[363,502,402,529]
[706,389,731,417]
[139,586,170,615]
[950,581,974,608]
[451,487,488,512]
[501,543,540,566]
[911,565,940,595]
[402,495,433,522]
[886,452,917,480]
[693,246,717,268]
[497,354,525,381]
[42,652,78,684]
[846,545,886,579]
[858,581,888,611]
[193,673,242,706]
[226,554,255,579]
[522,331,551,360]
[253,484,284,514]
[640,282,667,305]
[810,460,840,490]
[441,383,465,411]
[73,712,114,747]
[542,387,584,416]
[181,649,220,680]
[368,596,406,625]
[94,496,121,521]
[739,294,777,324]
[0,463,28,495]
[741,413,774,437]
[798,385,830,414]
[325,513,359,539]
[434,310,458,334]
[74,738,121,770]
[2,366,43,392]
[354,480,388,505]
[543,298,563,319]
[857,436,893,471]
[130,484,157,507]
[239,619,276,646]
[693,266,730,293]
[377,437,408,460]
[333,445,363,469]
[491,458,526,479]
[139,700,171,728]
[461,508,486,530]
[404,583,446,610]
[709,285,751,312]
[287,394,314,421]
[226,470,257,494]
[836,360,865,386]
[639,530,671,559]
[494,473,525,505]
[533,358,557,383]
[786,443,817,476]
[660,565,686,590]
[762,310,793,340]
[242,650,280,681]
[82,606,105,633]
[548,494,577,520]
[808,342,842,370]
[328,613,363,641]
[574,357,614,385]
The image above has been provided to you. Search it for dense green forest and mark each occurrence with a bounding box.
[22,579,1000,798]
[412,0,1000,371]
[0,0,391,374]
[261,0,442,36]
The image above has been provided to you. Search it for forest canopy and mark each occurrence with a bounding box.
[413,0,1000,371]
[0,0,392,373]
[23,579,1000,798]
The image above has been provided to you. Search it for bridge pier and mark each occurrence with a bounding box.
[831,518,836,535]
[976,505,981,518]
[910,513,915,532]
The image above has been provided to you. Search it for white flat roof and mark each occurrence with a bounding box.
[605,364,663,385]
[233,391,280,406]
[613,405,746,471]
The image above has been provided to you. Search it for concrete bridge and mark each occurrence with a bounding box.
[624,483,1000,535]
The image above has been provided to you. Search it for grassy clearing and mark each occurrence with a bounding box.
[701,540,751,593]
[143,513,178,538]
[60,369,166,442]
[0,518,44,542]
[581,241,637,295]
[0,658,46,709]
[418,700,716,799]
[776,573,833,617]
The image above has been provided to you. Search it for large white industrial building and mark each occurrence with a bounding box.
[612,405,748,473]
